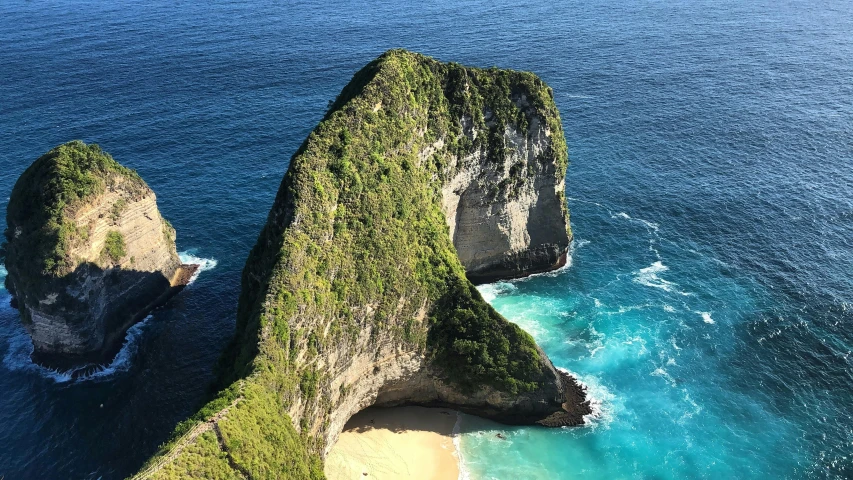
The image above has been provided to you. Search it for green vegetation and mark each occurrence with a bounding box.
[111,198,128,223]
[138,50,568,478]
[102,231,127,263]
[3,141,147,284]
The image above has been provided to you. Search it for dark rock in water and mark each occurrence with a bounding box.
[134,50,589,478]
[3,141,194,368]
[9,296,18,309]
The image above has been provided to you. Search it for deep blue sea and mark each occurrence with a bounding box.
[1,1,851,478]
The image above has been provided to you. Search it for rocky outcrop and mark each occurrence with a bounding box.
[134,50,587,479]
[3,141,196,367]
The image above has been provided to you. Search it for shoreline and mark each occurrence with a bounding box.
[325,406,462,480]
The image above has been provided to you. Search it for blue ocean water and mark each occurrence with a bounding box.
[1,1,851,478]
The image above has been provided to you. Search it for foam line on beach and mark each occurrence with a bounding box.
[453,411,469,480]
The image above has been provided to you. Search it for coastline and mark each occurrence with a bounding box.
[325,406,462,480]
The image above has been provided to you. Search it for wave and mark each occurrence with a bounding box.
[0,265,10,313]
[77,315,153,380]
[1,315,154,383]
[476,281,517,303]
[633,261,675,292]
[611,211,660,232]
[178,250,218,284]
[0,249,215,384]
[453,411,469,480]
[1,325,73,382]
[557,367,617,428]
[632,261,693,296]
[651,366,678,387]
[696,311,715,324]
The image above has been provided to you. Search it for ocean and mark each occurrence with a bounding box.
[1,0,851,478]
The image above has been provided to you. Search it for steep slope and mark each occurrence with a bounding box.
[3,141,196,367]
[134,50,588,479]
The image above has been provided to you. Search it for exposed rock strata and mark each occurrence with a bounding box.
[3,141,196,367]
[135,50,588,479]
[441,107,571,284]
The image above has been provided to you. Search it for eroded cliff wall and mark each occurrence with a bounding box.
[441,97,571,283]
[134,50,586,480]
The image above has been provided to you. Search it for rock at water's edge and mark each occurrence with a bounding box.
[3,141,195,367]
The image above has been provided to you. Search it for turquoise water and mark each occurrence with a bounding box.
[463,206,807,478]
[1,0,852,478]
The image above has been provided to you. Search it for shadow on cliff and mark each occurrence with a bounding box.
[342,406,467,435]
[8,261,196,374]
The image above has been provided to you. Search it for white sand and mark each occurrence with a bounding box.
[325,406,460,480]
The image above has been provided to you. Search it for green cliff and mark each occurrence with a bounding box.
[134,50,587,479]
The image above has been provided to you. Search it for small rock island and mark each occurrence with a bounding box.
[134,50,589,479]
[3,141,197,368]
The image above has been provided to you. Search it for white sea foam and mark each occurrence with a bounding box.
[453,411,470,480]
[670,337,682,351]
[611,211,660,232]
[557,367,616,428]
[633,261,676,292]
[573,239,591,249]
[663,304,676,313]
[697,311,715,324]
[1,314,154,382]
[78,315,153,380]
[0,251,213,383]
[510,315,550,343]
[1,325,73,382]
[178,250,217,284]
[476,281,517,303]
[651,366,678,387]
[677,390,704,424]
[512,253,574,283]
[638,218,660,232]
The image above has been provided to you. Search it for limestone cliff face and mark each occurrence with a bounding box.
[135,51,587,479]
[442,100,571,283]
[3,141,189,366]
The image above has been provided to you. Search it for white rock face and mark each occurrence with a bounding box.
[442,112,570,283]
[66,178,180,276]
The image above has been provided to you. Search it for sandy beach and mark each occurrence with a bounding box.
[325,406,460,480]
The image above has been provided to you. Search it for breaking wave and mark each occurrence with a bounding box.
[178,250,218,284]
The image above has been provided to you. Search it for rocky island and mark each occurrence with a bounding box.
[133,50,589,479]
[2,141,197,368]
